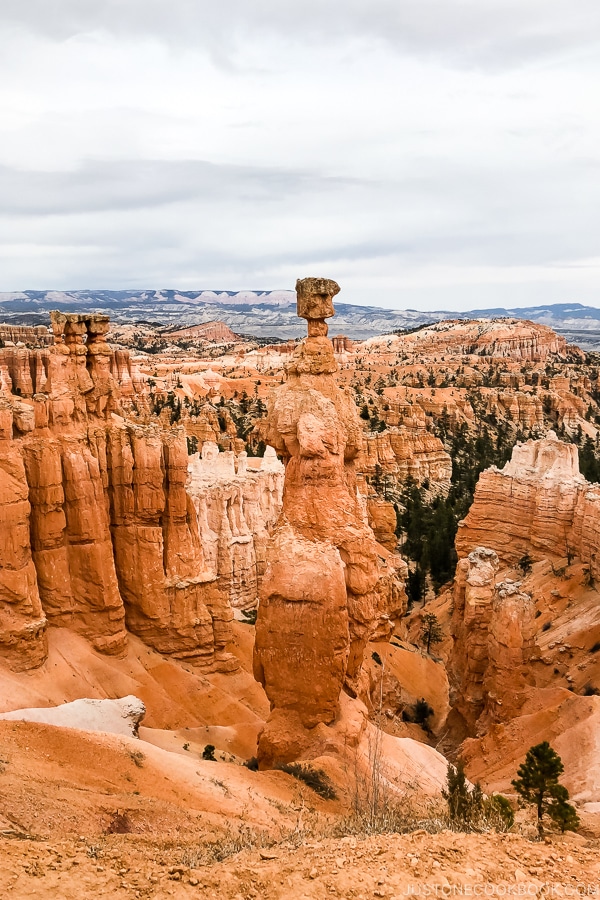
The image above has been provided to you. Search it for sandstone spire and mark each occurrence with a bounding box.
[253,278,406,767]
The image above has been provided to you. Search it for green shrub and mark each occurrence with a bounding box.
[443,761,514,831]
[402,698,434,728]
[413,698,434,726]
[519,552,533,575]
[277,763,337,800]
[487,794,515,830]
[443,761,472,824]
[548,786,581,833]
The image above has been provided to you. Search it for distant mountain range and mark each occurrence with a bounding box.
[2,290,600,348]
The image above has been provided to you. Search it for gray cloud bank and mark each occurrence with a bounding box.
[4,0,600,67]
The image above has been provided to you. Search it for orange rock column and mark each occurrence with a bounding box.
[253,278,383,767]
[0,401,47,670]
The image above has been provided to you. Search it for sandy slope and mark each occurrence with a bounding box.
[0,719,314,839]
[0,624,267,744]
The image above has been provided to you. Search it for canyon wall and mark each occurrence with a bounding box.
[450,432,600,737]
[187,442,284,609]
[381,319,571,362]
[0,324,53,347]
[358,427,452,491]
[253,278,407,767]
[483,579,537,727]
[0,312,279,674]
[486,390,545,430]
[165,321,239,343]
[456,431,600,577]
[181,402,240,451]
[450,548,499,731]
[449,548,536,733]
[366,497,398,551]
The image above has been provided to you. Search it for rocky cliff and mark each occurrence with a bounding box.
[0,312,271,673]
[253,278,407,767]
[456,431,600,576]
[358,427,452,492]
[0,324,53,346]
[365,497,398,551]
[164,321,240,343]
[366,318,571,362]
[448,431,600,748]
[449,548,536,733]
[482,579,537,726]
[187,442,284,609]
[486,390,545,430]
[450,548,499,731]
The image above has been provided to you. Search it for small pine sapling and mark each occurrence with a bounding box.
[420,613,443,654]
[512,741,578,834]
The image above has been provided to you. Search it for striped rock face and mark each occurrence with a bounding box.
[0,312,244,674]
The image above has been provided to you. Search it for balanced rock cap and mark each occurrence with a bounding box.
[295,277,340,321]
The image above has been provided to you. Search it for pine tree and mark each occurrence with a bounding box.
[518,552,533,575]
[579,436,600,483]
[488,794,515,830]
[443,760,471,824]
[406,564,425,608]
[420,613,443,654]
[512,742,578,834]
[547,784,580,833]
[443,762,514,831]
[413,697,434,727]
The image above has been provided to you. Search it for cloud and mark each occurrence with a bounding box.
[1,151,597,272]
[2,0,600,69]
[0,1,599,308]
[0,159,357,216]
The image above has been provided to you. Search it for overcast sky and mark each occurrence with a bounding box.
[1,1,599,310]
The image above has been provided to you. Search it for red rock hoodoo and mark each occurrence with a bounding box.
[253,278,407,767]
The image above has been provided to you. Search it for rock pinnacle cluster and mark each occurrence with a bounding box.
[0,312,238,671]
